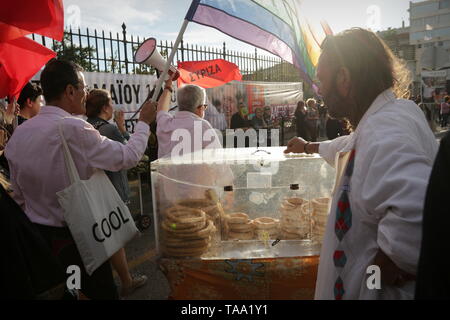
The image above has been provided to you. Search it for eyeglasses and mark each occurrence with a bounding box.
[77,84,89,92]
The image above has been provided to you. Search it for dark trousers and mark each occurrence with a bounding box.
[34,224,119,300]
[441,113,449,127]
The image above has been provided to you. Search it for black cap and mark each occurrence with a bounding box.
[224,186,233,192]
[290,184,299,190]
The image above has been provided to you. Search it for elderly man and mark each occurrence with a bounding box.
[285,28,438,299]
[156,83,222,158]
[5,59,156,300]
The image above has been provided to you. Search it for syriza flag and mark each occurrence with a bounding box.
[177,59,242,88]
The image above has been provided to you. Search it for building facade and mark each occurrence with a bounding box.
[410,0,450,96]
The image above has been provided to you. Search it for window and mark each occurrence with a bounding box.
[411,2,439,16]
[438,13,450,25]
[412,18,424,27]
[424,16,437,26]
[439,0,450,10]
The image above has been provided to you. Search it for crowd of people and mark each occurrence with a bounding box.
[1,26,449,300]
[294,98,351,142]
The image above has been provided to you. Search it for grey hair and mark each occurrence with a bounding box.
[177,84,206,113]
[306,98,316,107]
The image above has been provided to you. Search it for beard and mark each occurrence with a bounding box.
[322,81,355,124]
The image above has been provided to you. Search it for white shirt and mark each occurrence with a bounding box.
[5,106,150,227]
[315,90,438,300]
[156,110,222,159]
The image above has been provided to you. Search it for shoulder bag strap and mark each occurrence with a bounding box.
[58,119,81,184]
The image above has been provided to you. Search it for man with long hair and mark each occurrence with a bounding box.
[285,28,438,299]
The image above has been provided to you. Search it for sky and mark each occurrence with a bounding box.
[62,0,422,56]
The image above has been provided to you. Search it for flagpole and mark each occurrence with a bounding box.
[151,19,189,102]
[129,19,190,121]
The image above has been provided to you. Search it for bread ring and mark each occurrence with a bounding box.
[281,225,308,235]
[165,206,206,224]
[285,197,308,206]
[161,220,207,235]
[280,209,303,219]
[311,197,331,215]
[164,237,210,248]
[177,199,220,218]
[163,220,215,240]
[280,216,303,225]
[225,213,249,224]
[227,221,254,232]
[252,217,279,230]
[228,231,254,240]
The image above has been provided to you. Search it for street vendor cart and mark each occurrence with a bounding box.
[150,147,335,299]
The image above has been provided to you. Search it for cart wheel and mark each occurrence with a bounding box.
[138,215,152,231]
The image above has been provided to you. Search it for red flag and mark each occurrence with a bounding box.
[0,0,64,42]
[0,37,56,99]
[177,59,242,88]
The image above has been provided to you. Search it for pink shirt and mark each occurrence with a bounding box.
[5,106,150,227]
[156,110,222,159]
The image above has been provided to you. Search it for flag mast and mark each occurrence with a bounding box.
[129,1,200,120]
[150,19,189,102]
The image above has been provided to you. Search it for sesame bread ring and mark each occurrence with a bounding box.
[311,197,331,215]
[226,213,249,224]
[227,221,254,232]
[163,220,215,240]
[252,217,279,230]
[285,197,308,206]
[280,216,303,225]
[280,209,303,220]
[164,237,210,248]
[177,199,220,218]
[281,226,308,235]
[165,206,206,225]
[161,219,206,234]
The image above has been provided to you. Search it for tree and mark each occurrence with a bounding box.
[52,33,97,71]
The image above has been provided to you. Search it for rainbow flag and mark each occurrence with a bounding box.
[185,0,325,84]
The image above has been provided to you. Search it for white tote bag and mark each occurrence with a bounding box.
[56,120,139,275]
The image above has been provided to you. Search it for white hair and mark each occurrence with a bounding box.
[177,84,206,113]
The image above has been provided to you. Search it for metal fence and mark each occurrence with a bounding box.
[31,23,300,82]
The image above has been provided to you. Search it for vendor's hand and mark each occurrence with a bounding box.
[284,137,307,154]
[139,100,157,125]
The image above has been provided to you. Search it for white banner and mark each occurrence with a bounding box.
[32,72,303,132]
[32,71,164,116]
[421,70,447,78]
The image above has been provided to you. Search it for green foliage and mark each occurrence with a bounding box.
[52,33,97,71]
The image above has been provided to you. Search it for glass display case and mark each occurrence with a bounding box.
[151,147,336,260]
